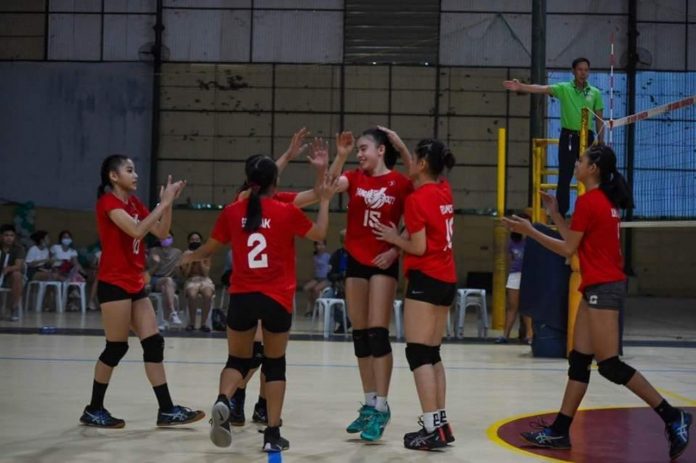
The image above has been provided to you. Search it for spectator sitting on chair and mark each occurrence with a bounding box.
[180,231,215,332]
[26,231,60,281]
[50,230,86,311]
[328,229,351,333]
[0,224,25,321]
[303,240,331,316]
[147,233,183,328]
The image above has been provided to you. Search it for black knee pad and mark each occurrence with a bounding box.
[405,343,434,371]
[352,329,371,358]
[249,341,264,370]
[431,344,442,365]
[141,334,164,363]
[568,350,594,383]
[597,356,636,385]
[367,327,392,358]
[225,355,252,378]
[99,341,129,367]
[261,356,286,382]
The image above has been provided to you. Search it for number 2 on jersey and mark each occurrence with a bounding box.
[247,233,268,269]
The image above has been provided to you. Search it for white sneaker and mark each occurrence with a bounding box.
[10,309,19,321]
[169,311,183,326]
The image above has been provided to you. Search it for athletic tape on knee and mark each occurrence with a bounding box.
[405,343,434,371]
[431,344,442,365]
[597,356,636,385]
[225,355,251,378]
[261,356,286,382]
[367,327,392,358]
[249,341,264,369]
[140,334,164,363]
[99,341,129,367]
[352,329,371,358]
[567,350,593,383]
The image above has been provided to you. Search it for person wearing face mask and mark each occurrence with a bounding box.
[147,232,183,328]
[50,230,86,281]
[180,231,215,332]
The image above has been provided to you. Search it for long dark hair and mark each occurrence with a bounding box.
[585,144,634,210]
[236,154,264,196]
[243,155,278,232]
[414,138,455,177]
[98,154,129,198]
[361,128,399,169]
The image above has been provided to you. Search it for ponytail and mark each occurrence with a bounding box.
[586,145,634,210]
[243,156,277,232]
[414,138,455,177]
[98,154,129,198]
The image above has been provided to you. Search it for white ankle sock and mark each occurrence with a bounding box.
[375,396,388,412]
[364,392,377,407]
[423,411,441,432]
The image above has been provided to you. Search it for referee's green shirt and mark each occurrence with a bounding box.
[550,80,604,131]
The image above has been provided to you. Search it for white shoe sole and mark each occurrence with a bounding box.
[210,402,232,448]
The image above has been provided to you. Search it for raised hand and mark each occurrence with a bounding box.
[308,137,329,171]
[377,125,408,154]
[316,173,340,201]
[159,175,181,205]
[501,215,535,235]
[540,191,559,215]
[335,131,355,158]
[284,127,310,161]
[502,79,522,91]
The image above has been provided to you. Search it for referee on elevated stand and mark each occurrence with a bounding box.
[503,57,605,217]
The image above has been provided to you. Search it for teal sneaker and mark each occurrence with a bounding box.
[346,404,375,434]
[360,405,391,441]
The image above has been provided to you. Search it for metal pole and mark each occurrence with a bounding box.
[529,0,547,205]
[148,0,164,208]
[624,0,638,275]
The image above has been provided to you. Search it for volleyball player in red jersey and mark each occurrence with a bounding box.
[182,154,337,452]
[79,155,205,429]
[330,127,413,442]
[374,139,457,450]
[226,138,329,427]
[504,144,691,460]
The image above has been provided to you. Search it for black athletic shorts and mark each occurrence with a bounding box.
[346,253,399,281]
[405,270,456,306]
[583,280,626,310]
[227,292,292,333]
[97,281,148,304]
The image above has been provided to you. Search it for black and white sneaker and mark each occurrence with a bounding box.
[209,400,232,447]
[520,422,571,450]
[79,406,125,428]
[263,426,289,453]
[156,405,205,426]
[403,425,447,451]
[229,396,245,426]
[666,410,692,461]
[252,401,267,424]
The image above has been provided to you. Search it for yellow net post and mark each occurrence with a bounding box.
[493,127,507,330]
[567,108,590,353]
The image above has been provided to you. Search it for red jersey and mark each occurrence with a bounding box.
[343,168,413,266]
[570,188,625,291]
[96,193,150,293]
[403,181,456,283]
[211,197,313,312]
